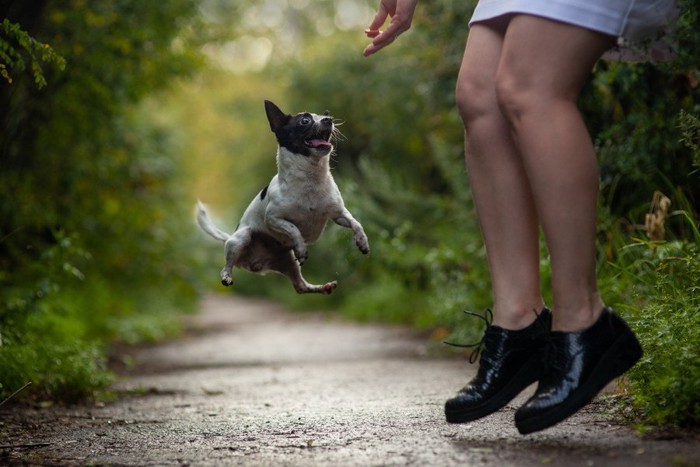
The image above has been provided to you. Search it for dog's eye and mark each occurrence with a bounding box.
[300,116,312,125]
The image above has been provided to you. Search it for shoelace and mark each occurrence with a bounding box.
[542,332,568,375]
[444,308,494,364]
[444,307,550,365]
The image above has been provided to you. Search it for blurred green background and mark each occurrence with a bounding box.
[1,0,698,428]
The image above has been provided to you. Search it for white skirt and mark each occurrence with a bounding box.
[470,0,678,42]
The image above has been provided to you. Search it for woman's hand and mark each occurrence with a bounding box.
[363,0,418,56]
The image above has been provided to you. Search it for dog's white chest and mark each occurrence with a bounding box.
[277,177,339,240]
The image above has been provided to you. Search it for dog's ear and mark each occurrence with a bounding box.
[264,100,290,133]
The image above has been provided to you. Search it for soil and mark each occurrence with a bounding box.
[1,293,699,466]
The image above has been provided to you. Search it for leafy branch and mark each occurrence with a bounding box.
[1,18,66,88]
[679,110,700,171]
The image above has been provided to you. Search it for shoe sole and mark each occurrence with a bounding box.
[445,352,542,424]
[515,328,642,435]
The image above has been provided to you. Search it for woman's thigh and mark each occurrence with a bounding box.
[496,15,614,103]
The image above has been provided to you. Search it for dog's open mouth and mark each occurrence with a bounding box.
[304,130,332,149]
[305,139,331,149]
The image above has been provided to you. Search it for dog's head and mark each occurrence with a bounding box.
[264,100,335,157]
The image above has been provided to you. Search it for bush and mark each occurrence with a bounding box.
[607,112,700,427]
[611,235,700,427]
[0,0,203,403]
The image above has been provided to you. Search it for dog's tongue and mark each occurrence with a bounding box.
[307,139,331,148]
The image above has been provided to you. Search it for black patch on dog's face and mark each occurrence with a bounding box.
[264,100,333,157]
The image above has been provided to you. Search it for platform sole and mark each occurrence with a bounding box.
[445,353,542,424]
[515,328,642,435]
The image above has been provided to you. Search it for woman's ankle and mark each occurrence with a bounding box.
[492,302,548,330]
[551,295,606,332]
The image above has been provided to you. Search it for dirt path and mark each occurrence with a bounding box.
[2,293,699,466]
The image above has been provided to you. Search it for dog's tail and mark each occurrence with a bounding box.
[196,201,230,242]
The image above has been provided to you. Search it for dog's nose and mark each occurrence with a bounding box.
[321,117,332,125]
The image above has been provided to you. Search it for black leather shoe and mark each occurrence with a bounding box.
[515,308,642,435]
[444,308,551,424]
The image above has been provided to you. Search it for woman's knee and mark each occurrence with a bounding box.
[455,73,499,129]
[494,69,530,124]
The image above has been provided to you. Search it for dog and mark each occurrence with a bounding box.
[196,100,369,294]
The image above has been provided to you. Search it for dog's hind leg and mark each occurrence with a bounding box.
[221,228,252,286]
[275,251,337,294]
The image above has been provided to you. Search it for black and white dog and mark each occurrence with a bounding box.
[196,100,369,294]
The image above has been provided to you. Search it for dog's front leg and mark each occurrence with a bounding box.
[334,210,370,255]
[265,215,308,264]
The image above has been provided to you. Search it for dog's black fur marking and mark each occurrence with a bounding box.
[260,185,269,201]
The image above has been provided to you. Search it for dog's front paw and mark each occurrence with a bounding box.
[356,234,370,255]
[294,246,308,265]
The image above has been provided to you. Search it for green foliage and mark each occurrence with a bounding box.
[582,61,699,216]
[0,0,204,403]
[0,230,110,402]
[579,0,700,216]
[679,110,700,171]
[0,343,111,404]
[0,18,66,88]
[602,110,700,427]
[667,0,700,74]
[606,233,700,427]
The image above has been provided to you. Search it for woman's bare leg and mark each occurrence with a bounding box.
[494,16,614,331]
[456,19,545,330]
